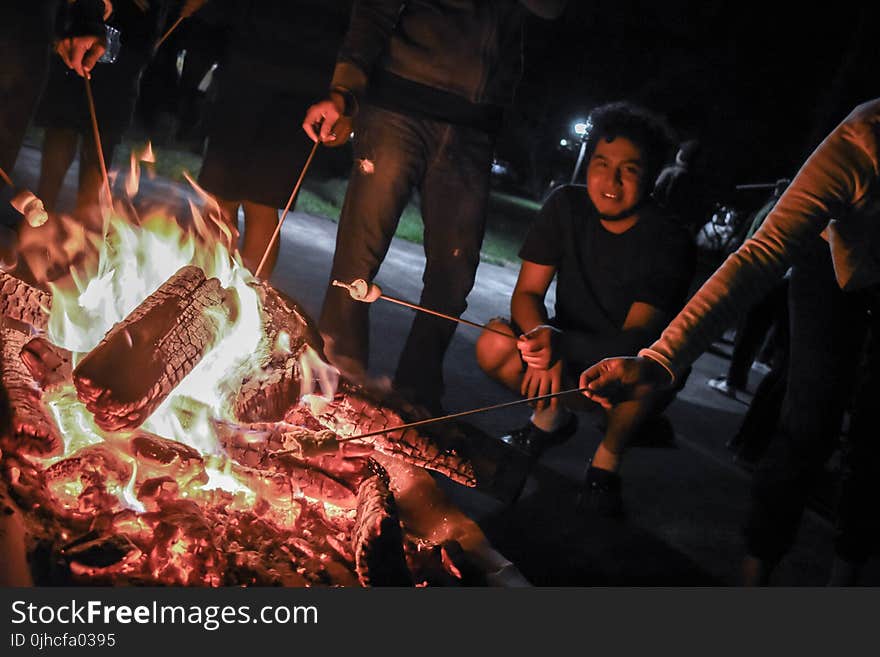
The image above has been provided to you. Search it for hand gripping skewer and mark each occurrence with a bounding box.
[255,139,320,279]
[332,278,515,338]
[335,386,589,442]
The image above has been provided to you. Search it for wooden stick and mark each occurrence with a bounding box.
[337,386,590,442]
[84,77,112,207]
[255,139,320,279]
[155,15,184,51]
[0,165,13,188]
[378,292,515,338]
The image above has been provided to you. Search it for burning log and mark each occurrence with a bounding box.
[353,463,411,586]
[290,383,477,487]
[235,353,301,423]
[20,337,72,391]
[0,328,64,458]
[129,433,207,490]
[73,266,238,431]
[251,280,322,355]
[0,478,33,585]
[0,270,51,330]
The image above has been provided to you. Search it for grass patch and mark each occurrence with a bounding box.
[24,128,536,266]
[298,176,536,266]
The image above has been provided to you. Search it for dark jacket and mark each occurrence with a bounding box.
[331,0,566,108]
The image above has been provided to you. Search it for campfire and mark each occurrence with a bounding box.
[0,154,488,587]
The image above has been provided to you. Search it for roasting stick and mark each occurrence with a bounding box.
[83,77,113,211]
[155,15,184,50]
[332,278,517,339]
[0,166,12,188]
[254,139,320,279]
[335,386,590,443]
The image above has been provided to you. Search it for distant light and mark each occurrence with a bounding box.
[559,138,569,147]
[573,121,589,136]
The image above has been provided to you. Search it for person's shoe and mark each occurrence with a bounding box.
[498,414,578,459]
[578,464,624,519]
[707,376,740,398]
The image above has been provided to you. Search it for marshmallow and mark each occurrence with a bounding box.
[10,189,49,227]
[333,278,383,303]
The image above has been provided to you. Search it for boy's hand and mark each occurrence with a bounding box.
[517,325,556,370]
[521,361,563,411]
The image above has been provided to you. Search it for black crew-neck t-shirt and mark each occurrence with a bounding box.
[519,185,696,335]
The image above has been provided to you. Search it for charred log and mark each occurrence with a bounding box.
[252,281,322,355]
[235,353,301,423]
[0,270,51,330]
[291,383,476,487]
[0,328,63,458]
[353,462,411,586]
[20,337,72,391]
[73,266,237,431]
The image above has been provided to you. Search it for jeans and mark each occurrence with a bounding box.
[745,239,879,564]
[319,104,494,410]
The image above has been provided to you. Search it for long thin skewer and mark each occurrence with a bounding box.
[155,15,184,51]
[336,386,589,442]
[383,292,515,338]
[84,77,112,208]
[255,139,320,279]
[331,279,517,339]
[0,166,13,188]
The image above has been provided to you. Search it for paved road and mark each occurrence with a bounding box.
[11,144,878,585]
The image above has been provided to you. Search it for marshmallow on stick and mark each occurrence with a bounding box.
[333,278,382,302]
[10,190,49,228]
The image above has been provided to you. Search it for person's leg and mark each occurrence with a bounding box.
[475,319,523,390]
[393,122,493,412]
[240,201,279,276]
[319,106,424,381]
[37,127,78,212]
[744,244,866,583]
[831,308,880,584]
[726,281,786,389]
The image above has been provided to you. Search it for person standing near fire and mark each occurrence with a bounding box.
[302,0,568,417]
[0,0,110,236]
[196,0,336,278]
[33,0,170,225]
[580,99,880,585]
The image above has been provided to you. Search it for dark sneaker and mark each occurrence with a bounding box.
[578,464,624,519]
[498,414,578,459]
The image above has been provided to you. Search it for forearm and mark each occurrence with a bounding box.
[511,291,550,335]
[332,0,404,99]
[518,0,568,19]
[644,111,875,378]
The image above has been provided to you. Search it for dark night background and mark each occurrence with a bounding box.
[508,1,880,196]
[143,1,880,200]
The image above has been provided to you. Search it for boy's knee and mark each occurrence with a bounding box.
[475,320,516,374]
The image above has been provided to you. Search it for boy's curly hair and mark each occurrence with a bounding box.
[582,102,676,185]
